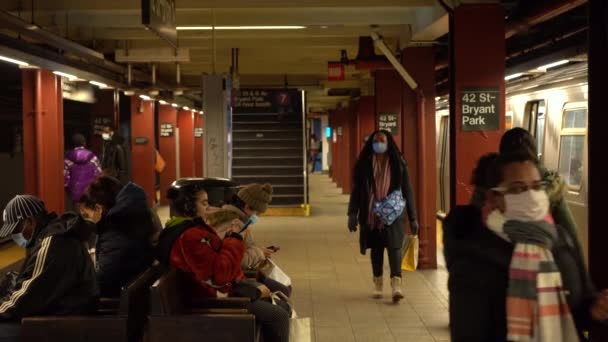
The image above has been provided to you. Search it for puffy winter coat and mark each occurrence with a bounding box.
[157,217,246,298]
[95,183,160,297]
[64,147,102,202]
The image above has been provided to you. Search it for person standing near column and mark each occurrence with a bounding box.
[347,130,418,303]
[101,126,128,184]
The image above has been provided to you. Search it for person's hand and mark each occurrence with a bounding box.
[592,289,608,322]
[410,221,419,235]
[348,215,358,232]
[257,284,271,299]
[263,248,274,257]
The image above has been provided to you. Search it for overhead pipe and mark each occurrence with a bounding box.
[371,31,429,256]
[434,0,588,71]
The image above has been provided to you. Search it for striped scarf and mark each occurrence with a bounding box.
[368,156,391,229]
[486,211,579,342]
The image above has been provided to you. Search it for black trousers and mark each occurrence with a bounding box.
[368,229,402,278]
[247,299,290,342]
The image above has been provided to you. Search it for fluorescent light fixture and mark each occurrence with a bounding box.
[505,73,523,81]
[53,71,77,80]
[89,80,108,88]
[123,90,135,96]
[183,106,190,110]
[171,103,179,108]
[0,55,29,66]
[537,60,569,71]
[139,95,151,100]
[177,25,306,30]
[159,100,168,105]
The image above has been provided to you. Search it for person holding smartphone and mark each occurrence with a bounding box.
[157,183,290,342]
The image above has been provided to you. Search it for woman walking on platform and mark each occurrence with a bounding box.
[347,130,418,303]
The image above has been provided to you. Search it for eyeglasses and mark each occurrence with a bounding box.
[491,181,547,195]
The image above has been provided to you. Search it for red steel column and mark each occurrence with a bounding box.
[357,96,375,153]
[341,103,357,194]
[194,114,204,177]
[130,97,155,206]
[178,110,195,178]
[450,4,506,206]
[402,47,437,269]
[158,104,177,205]
[22,69,64,213]
[375,70,403,151]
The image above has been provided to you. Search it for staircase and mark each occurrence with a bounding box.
[231,109,306,207]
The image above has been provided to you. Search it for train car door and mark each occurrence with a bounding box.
[523,100,547,162]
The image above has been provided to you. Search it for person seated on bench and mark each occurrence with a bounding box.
[209,206,292,297]
[79,176,161,297]
[157,183,290,342]
[223,184,292,297]
[0,195,98,339]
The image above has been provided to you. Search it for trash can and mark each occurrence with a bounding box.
[167,178,238,217]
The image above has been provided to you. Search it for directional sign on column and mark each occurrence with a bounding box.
[460,87,500,131]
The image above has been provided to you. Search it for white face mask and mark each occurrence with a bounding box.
[102,133,111,141]
[503,189,549,222]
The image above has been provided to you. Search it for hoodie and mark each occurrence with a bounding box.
[95,183,161,297]
[64,147,102,202]
[0,212,98,319]
[101,135,127,182]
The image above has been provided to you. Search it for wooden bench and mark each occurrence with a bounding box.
[146,268,260,342]
[21,264,162,342]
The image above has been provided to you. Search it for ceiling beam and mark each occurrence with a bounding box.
[4,0,436,11]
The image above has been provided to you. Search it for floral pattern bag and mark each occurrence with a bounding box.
[373,189,406,225]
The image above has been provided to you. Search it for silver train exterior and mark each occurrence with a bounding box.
[435,62,589,260]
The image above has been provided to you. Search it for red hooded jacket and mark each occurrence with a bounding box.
[166,218,246,298]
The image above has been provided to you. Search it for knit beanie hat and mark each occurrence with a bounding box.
[237,183,273,214]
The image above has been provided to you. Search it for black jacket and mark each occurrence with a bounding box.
[0,213,98,319]
[348,155,417,254]
[96,183,160,297]
[444,205,594,342]
[102,135,127,182]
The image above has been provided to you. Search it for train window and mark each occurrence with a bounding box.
[523,100,546,161]
[558,105,587,190]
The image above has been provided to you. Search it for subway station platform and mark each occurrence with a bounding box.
[160,174,450,342]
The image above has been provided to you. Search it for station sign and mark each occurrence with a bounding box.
[134,137,149,145]
[460,87,500,131]
[160,123,174,137]
[328,62,345,81]
[377,113,400,135]
[142,0,177,48]
[93,117,113,136]
[233,89,302,115]
[194,127,204,138]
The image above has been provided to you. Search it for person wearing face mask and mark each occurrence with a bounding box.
[347,130,418,303]
[445,152,608,341]
[223,183,275,270]
[79,176,161,297]
[157,183,290,342]
[100,126,127,184]
[0,195,97,338]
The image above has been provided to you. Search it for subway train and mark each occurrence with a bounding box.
[436,61,589,259]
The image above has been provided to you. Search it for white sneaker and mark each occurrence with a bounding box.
[391,277,404,303]
[373,276,383,298]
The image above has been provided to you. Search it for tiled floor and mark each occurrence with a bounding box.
[158,174,451,342]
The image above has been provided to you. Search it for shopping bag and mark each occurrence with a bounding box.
[401,235,419,271]
[271,292,312,342]
[155,150,166,173]
[260,259,292,287]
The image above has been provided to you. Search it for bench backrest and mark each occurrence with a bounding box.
[149,268,185,315]
[120,263,163,342]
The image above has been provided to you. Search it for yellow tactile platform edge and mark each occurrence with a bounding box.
[263,205,310,217]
